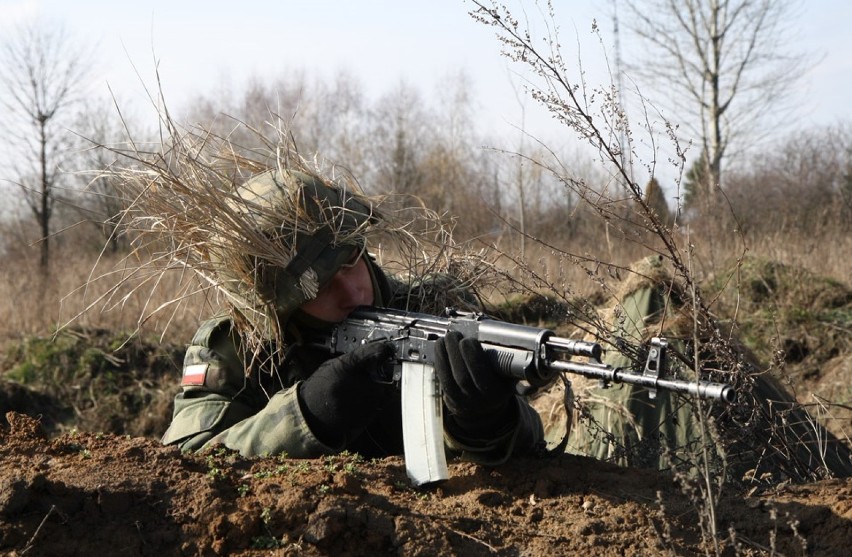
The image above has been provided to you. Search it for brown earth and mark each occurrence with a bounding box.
[1,411,850,557]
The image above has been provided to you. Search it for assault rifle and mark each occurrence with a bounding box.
[311,306,735,486]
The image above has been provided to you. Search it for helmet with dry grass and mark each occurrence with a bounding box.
[216,168,378,334]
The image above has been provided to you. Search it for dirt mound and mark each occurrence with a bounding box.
[709,257,851,374]
[708,257,852,441]
[1,412,849,556]
[0,327,181,438]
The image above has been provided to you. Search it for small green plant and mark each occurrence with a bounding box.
[250,536,285,549]
[322,457,338,473]
[253,464,289,479]
[251,508,286,549]
[293,461,310,474]
[205,455,224,479]
[322,451,363,475]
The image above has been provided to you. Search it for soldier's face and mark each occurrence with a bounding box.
[300,255,374,323]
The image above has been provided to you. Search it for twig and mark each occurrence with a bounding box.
[21,504,58,555]
[445,525,501,554]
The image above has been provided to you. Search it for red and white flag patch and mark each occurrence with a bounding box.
[181,363,209,386]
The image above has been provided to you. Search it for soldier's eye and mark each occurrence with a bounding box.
[339,243,366,268]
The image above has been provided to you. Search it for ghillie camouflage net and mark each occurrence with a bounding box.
[77,117,492,355]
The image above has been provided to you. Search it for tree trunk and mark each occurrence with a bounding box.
[39,117,50,273]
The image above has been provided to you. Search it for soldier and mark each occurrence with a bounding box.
[549,255,852,484]
[161,168,544,464]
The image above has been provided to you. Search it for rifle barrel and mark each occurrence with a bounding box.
[548,360,735,403]
[546,337,603,360]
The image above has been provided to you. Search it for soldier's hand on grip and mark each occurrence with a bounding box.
[298,340,394,446]
[434,331,517,440]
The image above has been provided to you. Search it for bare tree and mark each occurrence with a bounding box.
[366,82,430,196]
[0,20,95,271]
[181,69,370,173]
[68,100,147,255]
[643,176,672,225]
[723,124,852,234]
[621,0,807,206]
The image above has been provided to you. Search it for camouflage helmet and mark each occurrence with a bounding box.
[219,169,377,334]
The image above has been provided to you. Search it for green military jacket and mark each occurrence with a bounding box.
[161,269,544,464]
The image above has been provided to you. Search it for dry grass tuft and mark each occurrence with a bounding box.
[66,113,510,357]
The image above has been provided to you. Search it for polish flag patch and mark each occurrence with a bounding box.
[181,363,209,386]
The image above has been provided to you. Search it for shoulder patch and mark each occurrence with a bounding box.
[182,363,209,386]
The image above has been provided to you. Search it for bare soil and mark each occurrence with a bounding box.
[0,412,849,557]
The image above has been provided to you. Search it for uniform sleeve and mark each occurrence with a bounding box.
[160,318,337,457]
[443,396,544,465]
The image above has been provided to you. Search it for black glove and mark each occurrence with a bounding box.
[434,331,517,440]
[298,341,395,447]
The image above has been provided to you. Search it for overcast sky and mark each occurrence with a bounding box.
[2,0,850,187]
